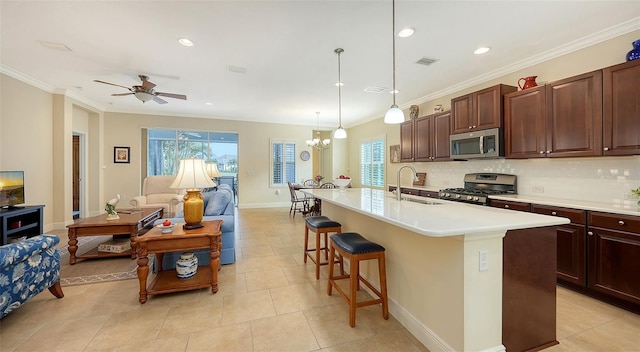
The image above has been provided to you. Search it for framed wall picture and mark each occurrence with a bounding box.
[390,145,400,163]
[114,146,130,163]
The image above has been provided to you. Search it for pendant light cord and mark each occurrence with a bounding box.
[392,0,397,107]
[338,50,342,128]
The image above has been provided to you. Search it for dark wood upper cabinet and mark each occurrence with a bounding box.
[399,120,414,162]
[546,70,603,158]
[451,84,517,134]
[504,86,547,159]
[414,111,451,162]
[603,59,640,156]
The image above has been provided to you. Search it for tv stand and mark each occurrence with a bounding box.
[0,205,44,245]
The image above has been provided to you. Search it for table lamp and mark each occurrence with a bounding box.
[205,162,221,184]
[170,159,215,229]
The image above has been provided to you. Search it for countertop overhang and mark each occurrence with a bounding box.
[303,188,569,237]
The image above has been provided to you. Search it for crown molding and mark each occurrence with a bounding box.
[1,64,55,93]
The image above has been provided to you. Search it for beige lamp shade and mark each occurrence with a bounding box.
[205,162,221,179]
[170,159,215,229]
[170,159,216,190]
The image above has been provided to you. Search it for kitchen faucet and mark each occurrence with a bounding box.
[396,165,419,201]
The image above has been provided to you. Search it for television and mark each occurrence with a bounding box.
[0,171,25,208]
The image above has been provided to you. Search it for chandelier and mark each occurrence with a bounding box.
[306,112,331,149]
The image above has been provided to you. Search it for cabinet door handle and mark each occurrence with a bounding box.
[472,125,477,128]
[551,211,557,216]
[546,150,551,154]
[603,147,610,151]
[539,151,545,154]
[468,126,472,129]
[588,231,594,236]
[504,205,510,209]
[618,220,625,226]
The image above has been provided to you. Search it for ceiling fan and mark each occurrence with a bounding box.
[93,75,187,104]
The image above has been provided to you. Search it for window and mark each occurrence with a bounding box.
[146,129,238,177]
[271,139,296,186]
[360,138,385,188]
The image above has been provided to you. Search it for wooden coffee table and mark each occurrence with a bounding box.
[132,220,222,304]
[65,208,164,264]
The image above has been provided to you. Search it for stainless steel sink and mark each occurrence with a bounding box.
[401,197,443,205]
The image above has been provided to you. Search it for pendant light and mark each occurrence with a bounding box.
[334,48,347,139]
[384,0,405,124]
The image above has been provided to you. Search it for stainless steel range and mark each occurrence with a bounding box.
[439,173,517,205]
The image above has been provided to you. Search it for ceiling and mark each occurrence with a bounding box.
[1,1,638,129]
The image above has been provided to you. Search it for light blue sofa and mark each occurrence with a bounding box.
[0,235,64,319]
[155,184,236,267]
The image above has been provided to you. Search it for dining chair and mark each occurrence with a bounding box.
[302,179,319,188]
[319,182,337,189]
[288,182,310,217]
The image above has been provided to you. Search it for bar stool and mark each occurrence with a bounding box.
[327,232,388,327]
[304,216,342,280]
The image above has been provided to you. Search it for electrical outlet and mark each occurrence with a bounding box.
[532,185,544,193]
[479,250,489,272]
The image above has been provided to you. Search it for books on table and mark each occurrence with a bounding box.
[98,239,131,253]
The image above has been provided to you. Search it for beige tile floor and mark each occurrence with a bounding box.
[1,207,639,351]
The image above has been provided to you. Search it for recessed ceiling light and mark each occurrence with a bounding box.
[398,27,415,38]
[474,46,491,55]
[390,89,400,94]
[334,81,344,87]
[205,102,213,106]
[178,38,194,47]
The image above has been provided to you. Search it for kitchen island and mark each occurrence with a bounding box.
[303,187,569,352]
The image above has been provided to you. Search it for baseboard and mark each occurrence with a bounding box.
[237,202,290,209]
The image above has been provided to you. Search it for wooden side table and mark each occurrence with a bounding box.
[132,220,222,304]
[65,207,163,264]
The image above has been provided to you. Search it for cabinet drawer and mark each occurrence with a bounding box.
[420,190,439,198]
[589,211,640,232]
[532,204,586,225]
[490,199,531,212]
[401,188,421,196]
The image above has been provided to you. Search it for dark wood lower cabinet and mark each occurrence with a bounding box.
[587,212,640,308]
[503,226,558,352]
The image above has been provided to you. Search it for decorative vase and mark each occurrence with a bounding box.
[626,40,640,61]
[176,252,198,279]
[518,76,538,90]
[409,105,419,119]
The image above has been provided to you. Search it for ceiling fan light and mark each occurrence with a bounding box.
[334,127,347,139]
[384,105,405,124]
[134,91,154,102]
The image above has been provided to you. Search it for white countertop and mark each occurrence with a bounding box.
[389,184,640,217]
[489,194,640,217]
[303,188,568,237]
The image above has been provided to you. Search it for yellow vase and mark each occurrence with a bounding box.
[182,189,204,229]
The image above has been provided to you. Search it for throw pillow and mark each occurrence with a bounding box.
[202,191,216,209]
[204,190,231,216]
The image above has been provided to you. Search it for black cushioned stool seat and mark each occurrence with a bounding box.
[304,216,343,280]
[327,232,388,327]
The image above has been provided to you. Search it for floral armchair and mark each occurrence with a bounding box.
[0,235,64,319]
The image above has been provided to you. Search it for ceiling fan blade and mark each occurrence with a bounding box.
[153,96,168,104]
[139,76,156,90]
[93,80,133,91]
[111,93,134,96]
[155,92,187,100]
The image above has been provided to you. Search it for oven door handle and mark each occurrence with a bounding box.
[479,135,484,154]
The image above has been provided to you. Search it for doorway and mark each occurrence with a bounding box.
[72,134,84,219]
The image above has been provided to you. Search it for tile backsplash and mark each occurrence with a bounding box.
[413,155,640,206]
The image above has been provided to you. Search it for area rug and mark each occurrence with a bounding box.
[57,235,153,287]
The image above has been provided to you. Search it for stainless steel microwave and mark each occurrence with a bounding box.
[450,127,503,160]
